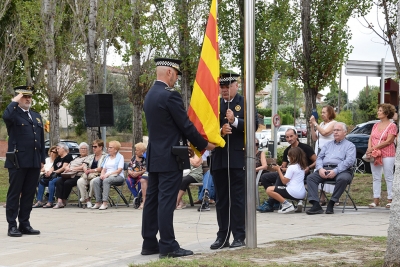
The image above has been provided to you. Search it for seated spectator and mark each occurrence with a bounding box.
[257,129,316,213]
[91,140,125,210]
[53,142,89,209]
[196,151,215,207]
[32,146,58,208]
[126,142,147,209]
[267,147,307,213]
[77,139,107,208]
[176,154,203,210]
[33,143,73,208]
[255,138,267,173]
[306,122,356,215]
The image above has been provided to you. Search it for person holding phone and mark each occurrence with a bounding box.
[306,122,356,215]
[309,105,337,205]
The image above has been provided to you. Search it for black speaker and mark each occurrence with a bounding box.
[85,94,114,127]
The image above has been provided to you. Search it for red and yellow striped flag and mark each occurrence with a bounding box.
[188,0,225,156]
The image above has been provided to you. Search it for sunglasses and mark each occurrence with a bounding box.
[92,146,98,148]
[255,143,259,146]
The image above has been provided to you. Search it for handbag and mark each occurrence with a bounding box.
[362,153,374,163]
[39,172,58,186]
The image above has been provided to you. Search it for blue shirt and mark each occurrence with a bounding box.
[316,138,356,174]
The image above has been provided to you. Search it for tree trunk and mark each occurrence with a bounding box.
[382,2,400,265]
[177,0,190,109]
[42,0,60,146]
[301,0,315,146]
[86,0,99,146]
[130,0,143,153]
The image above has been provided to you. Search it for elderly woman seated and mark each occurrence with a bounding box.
[33,143,73,208]
[77,139,107,208]
[53,142,89,209]
[126,142,147,209]
[91,140,125,210]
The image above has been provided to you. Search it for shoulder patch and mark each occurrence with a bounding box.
[164,87,175,92]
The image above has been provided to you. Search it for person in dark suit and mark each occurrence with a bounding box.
[3,86,46,237]
[141,57,215,258]
[210,72,257,249]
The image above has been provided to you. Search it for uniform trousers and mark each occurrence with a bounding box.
[142,171,181,254]
[6,167,40,230]
[212,168,245,241]
[306,168,352,203]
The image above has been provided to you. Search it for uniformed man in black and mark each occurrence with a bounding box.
[3,86,45,237]
[141,58,215,258]
[210,73,256,249]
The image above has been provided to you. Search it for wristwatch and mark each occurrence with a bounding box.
[314,123,318,127]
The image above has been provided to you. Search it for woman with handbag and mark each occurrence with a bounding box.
[176,153,203,209]
[32,146,58,208]
[77,139,107,208]
[309,105,336,205]
[53,142,89,209]
[367,103,397,209]
[33,143,73,208]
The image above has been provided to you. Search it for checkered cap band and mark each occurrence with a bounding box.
[220,76,238,83]
[155,61,180,71]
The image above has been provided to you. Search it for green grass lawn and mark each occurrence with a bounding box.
[0,159,387,207]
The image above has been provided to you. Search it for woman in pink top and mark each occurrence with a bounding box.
[367,103,397,209]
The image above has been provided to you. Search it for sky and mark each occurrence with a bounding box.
[106,5,395,102]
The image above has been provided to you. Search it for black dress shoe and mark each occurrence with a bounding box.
[306,206,324,215]
[8,226,22,237]
[230,239,245,248]
[325,208,334,214]
[141,248,160,255]
[210,238,230,249]
[19,226,40,235]
[159,248,193,259]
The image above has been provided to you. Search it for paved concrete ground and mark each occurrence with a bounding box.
[0,204,390,267]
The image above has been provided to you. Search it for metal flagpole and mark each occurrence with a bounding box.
[245,0,257,248]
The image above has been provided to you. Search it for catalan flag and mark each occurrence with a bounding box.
[188,0,225,156]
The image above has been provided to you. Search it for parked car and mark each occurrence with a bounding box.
[295,124,307,137]
[255,131,269,149]
[261,129,272,141]
[44,139,80,158]
[350,120,379,135]
[277,125,301,143]
[346,120,380,174]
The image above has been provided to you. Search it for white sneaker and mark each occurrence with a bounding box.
[86,201,92,208]
[296,200,303,213]
[278,203,295,213]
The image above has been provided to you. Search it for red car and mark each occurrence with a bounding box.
[295,124,307,137]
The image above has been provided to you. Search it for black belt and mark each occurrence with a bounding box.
[323,165,337,168]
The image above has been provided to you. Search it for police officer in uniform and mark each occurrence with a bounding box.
[210,73,257,249]
[141,58,215,258]
[3,86,45,237]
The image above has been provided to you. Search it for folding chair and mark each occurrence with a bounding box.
[107,162,130,208]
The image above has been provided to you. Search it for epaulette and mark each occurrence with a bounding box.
[30,108,39,114]
[164,87,175,92]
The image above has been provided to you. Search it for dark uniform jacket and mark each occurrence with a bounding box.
[211,93,247,171]
[144,80,208,172]
[3,102,46,169]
